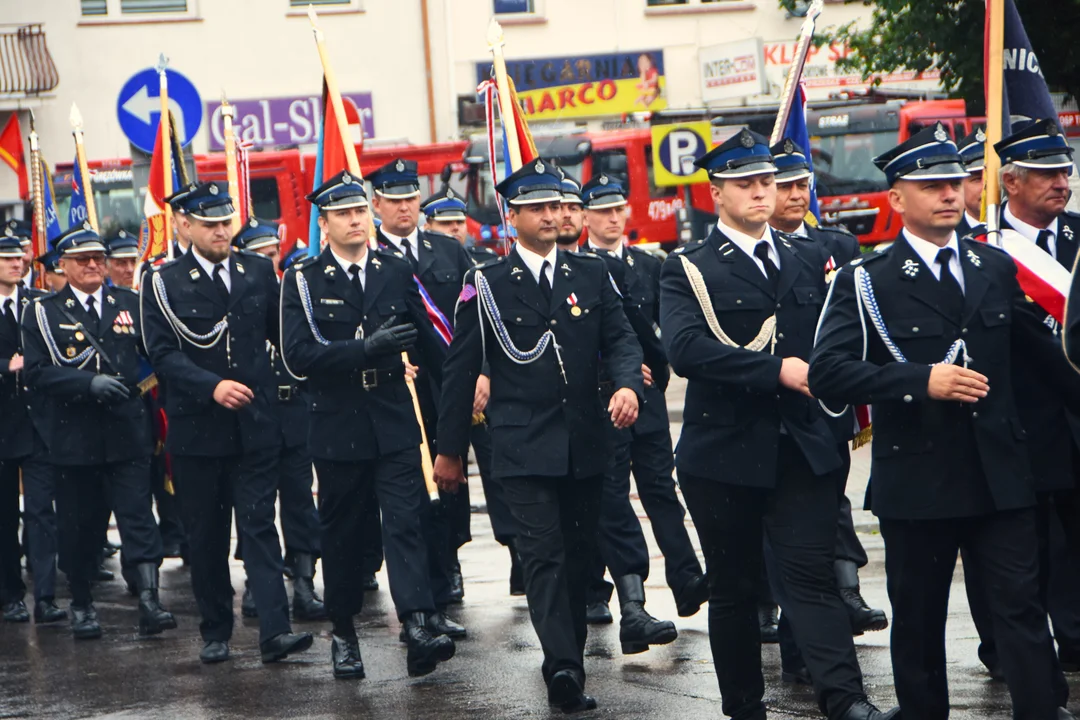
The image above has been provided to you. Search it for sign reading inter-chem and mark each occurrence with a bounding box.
[117,67,202,154]
[205,93,375,152]
[475,50,666,121]
[651,122,712,187]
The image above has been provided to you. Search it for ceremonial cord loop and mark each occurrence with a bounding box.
[474,270,567,382]
[152,272,229,349]
[680,255,777,353]
[35,302,95,368]
[296,271,332,347]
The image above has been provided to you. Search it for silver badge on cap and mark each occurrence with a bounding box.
[534,159,544,174]
[395,159,405,172]
[83,221,92,231]
[445,188,455,199]
[1048,122,1060,137]
[342,171,352,184]
[934,126,948,142]
[975,128,986,143]
[248,217,258,228]
[783,139,794,154]
[599,175,609,185]
[3,228,10,238]
[209,183,219,195]
[740,131,755,149]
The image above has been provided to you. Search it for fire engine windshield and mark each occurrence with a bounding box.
[53,168,141,238]
[809,130,894,197]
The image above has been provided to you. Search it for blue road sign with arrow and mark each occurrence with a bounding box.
[116,67,202,154]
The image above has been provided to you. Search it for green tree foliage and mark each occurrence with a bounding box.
[778,0,1080,114]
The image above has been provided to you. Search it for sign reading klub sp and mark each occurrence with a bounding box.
[476,50,667,121]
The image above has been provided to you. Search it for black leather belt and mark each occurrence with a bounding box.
[349,367,403,390]
[277,385,299,402]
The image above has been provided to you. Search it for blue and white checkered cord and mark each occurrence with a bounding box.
[296,271,331,347]
[35,302,94,368]
[474,270,566,377]
[152,271,229,349]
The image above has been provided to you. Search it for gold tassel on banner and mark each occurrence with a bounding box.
[851,424,873,451]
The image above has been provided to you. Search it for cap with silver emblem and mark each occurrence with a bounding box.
[872,122,968,186]
[694,128,777,180]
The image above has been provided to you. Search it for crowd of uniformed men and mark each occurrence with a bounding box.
[0,114,1079,719]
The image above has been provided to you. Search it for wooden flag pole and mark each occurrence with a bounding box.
[69,103,99,233]
[983,0,1006,240]
[157,55,175,260]
[220,93,242,234]
[27,114,46,263]
[306,4,439,503]
[770,0,823,145]
[486,18,522,172]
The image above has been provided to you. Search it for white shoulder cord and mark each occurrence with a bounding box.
[473,269,567,383]
[151,271,231,353]
[679,254,777,353]
[285,268,366,382]
[35,301,95,369]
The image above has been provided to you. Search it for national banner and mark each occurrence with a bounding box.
[39,160,62,248]
[307,78,364,256]
[68,153,90,229]
[0,114,28,200]
[783,82,820,220]
[141,118,179,262]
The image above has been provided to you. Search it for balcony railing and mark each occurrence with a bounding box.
[0,24,59,96]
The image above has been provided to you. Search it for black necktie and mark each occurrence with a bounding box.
[213,263,229,303]
[86,295,100,332]
[349,263,365,312]
[402,239,418,271]
[2,298,15,335]
[1036,229,1054,256]
[936,247,964,308]
[754,241,780,289]
[539,260,552,304]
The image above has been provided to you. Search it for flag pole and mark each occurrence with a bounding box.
[27,113,46,263]
[157,55,174,261]
[220,93,242,234]
[983,0,1006,242]
[486,18,522,172]
[771,0,823,144]
[69,103,99,233]
[306,4,438,503]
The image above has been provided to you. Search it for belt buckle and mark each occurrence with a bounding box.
[277,385,292,402]
[361,369,378,390]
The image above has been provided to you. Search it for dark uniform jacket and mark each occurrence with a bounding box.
[280,247,446,462]
[270,347,308,450]
[808,234,1060,519]
[660,226,841,486]
[141,249,280,457]
[22,285,152,465]
[1002,208,1080,492]
[377,228,472,323]
[465,244,499,267]
[0,286,46,459]
[437,247,643,480]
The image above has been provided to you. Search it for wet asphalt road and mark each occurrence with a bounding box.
[0,377,1073,719]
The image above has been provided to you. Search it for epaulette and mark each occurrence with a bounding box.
[291,254,321,272]
[237,249,273,264]
[152,258,180,273]
[670,240,705,256]
[814,224,857,238]
[1063,209,1080,220]
[961,236,1009,255]
[111,286,138,296]
[422,230,460,245]
[845,248,889,268]
[469,245,498,256]
[568,250,605,264]
[472,254,505,272]
[375,244,409,263]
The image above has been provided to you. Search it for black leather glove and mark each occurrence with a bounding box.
[363,323,418,358]
[89,375,130,403]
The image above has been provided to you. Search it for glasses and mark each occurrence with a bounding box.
[70,254,106,267]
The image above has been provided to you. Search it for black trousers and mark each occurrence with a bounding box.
[315,448,435,622]
[21,450,57,602]
[833,445,868,567]
[172,450,290,643]
[0,458,25,604]
[278,443,320,558]
[503,473,602,685]
[150,450,185,549]
[358,493,383,575]
[881,508,1065,720]
[471,423,515,545]
[55,458,162,606]
[680,437,864,720]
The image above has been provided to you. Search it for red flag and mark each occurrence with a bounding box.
[321,80,363,176]
[506,77,538,165]
[0,114,28,199]
[141,124,168,262]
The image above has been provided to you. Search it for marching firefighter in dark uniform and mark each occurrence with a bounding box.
[141,182,313,665]
[956,127,989,239]
[0,221,64,625]
[371,158,472,605]
[280,170,456,679]
[420,186,521,593]
[660,128,894,720]
[435,158,643,714]
[231,218,325,623]
[576,172,708,652]
[810,123,1075,720]
[21,223,174,640]
[765,138,887,684]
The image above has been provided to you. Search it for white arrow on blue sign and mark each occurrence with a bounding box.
[116,67,202,154]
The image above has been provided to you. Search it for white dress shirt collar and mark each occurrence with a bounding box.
[587,237,624,258]
[514,242,557,286]
[1004,204,1058,258]
[382,227,420,255]
[330,247,368,288]
[902,229,965,292]
[191,249,231,291]
[716,217,780,277]
[69,284,105,313]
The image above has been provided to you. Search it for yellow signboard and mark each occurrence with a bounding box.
[651,121,713,187]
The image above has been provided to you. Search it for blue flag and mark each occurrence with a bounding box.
[783,84,819,220]
[1000,0,1057,124]
[41,163,62,248]
[68,155,89,230]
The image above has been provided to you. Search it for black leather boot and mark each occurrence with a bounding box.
[448,558,464,604]
[70,603,102,640]
[675,573,709,618]
[615,574,677,655]
[260,631,314,663]
[836,699,900,719]
[758,603,779,644]
[241,579,258,618]
[2,599,29,623]
[586,599,612,625]
[291,553,328,621]
[508,544,525,596]
[136,563,176,635]
[401,612,455,677]
[34,599,66,624]
[835,560,888,636]
[332,634,365,679]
